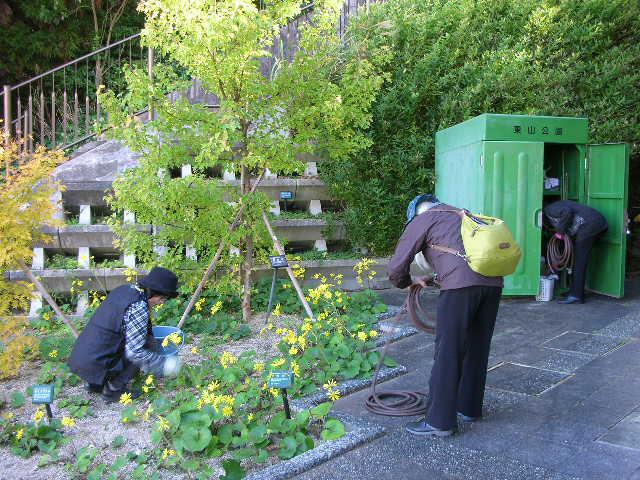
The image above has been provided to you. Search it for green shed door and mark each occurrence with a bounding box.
[585,143,629,298]
[482,141,544,295]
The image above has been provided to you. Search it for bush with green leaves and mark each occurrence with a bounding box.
[112,349,347,478]
[322,0,640,254]
[0,416,65,459]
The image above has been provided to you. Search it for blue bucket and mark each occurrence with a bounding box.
[152,326,185,357]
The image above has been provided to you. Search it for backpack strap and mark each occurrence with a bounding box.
[428,243,468,260]
[422,208,468,259]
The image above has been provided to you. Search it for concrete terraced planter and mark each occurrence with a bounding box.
[7,258,391,297]
[34,219,345,252]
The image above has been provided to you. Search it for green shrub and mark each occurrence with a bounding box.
[322,0,640,254]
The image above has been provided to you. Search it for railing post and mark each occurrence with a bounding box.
[147,47,155,121]
[3,85,11,143]
[3,85,11,179]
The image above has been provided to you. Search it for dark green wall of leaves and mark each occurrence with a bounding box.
[321,0,640,255]
[0,1,143,86]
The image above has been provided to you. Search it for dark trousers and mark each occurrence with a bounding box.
[106,359,140,391]
[425,286,502,430]
[569,234,600,300]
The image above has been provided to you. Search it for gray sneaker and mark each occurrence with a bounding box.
[405,418,455,436]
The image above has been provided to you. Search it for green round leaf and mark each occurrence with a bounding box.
[180,427,212,452]
[321,418,346,441]
[278,436,298,460]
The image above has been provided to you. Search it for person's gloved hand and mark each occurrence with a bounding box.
[162,356,182,377]
[554,233,564,240]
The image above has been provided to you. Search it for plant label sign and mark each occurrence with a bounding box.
[32,384,54,404]
[279,191,294,201]
[268,371,294,389]
[269,255,289,269]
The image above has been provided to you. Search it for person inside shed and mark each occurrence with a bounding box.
[388,194,503,436]
[544,200,608,304]
[68,267,182,402]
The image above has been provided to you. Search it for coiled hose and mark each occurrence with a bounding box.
[365,282,436,416]
[547,233,573,273]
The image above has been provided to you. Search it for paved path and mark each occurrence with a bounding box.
[295,280,640,479]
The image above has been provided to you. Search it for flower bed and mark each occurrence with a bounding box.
[1,263,403,479]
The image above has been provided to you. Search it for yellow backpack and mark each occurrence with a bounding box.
[428,209,522,277]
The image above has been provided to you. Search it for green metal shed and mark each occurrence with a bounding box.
[435,113,629,297]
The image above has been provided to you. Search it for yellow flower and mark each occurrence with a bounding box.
[220,351,237,368]
[272,303,283,317]
[357,331,368,342]
[158,417,170,431]
[195,298,206,312]
[161,332,181,347]
[222,406,233,417]
[291,361,300,377]
[142,386,150,394]
[269,388,279,397]
[369,330,378,338]
[313,273,321,279]
[48,350,58,359]
[289,346,299,355]
[323,379,337,390]
[328,389,341,401]
[247,413,255,422]
[282,283,291,289]
[119,392,132,406]
[15,428,24,440]
[43,312,51,321]
[297,336,307,350]
[61,416,76,428]
[145,375,154,386]
[2,412,14,421]
[162,448,176,459]
[254,362,265,373]
[302,323,312,333]
[207,381,221,392]
[34,408,45,424]
[191,346,199,355]
[210,300,223,316]
[271,358,285,368]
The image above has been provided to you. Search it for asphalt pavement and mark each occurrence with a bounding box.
[295,279,640,480]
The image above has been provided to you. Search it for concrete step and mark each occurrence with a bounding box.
[10,258,391,294]
[35,218,345,253]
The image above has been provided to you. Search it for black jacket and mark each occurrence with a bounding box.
[543,200,608,241]
[68,285,150,385]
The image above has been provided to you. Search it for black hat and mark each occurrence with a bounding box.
[138,267,179,298]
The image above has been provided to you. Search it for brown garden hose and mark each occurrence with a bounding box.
[547,234,573,273]
[365,282,436,416]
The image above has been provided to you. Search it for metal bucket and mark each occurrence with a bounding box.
[536,276,556,302]
[152,326,185,357]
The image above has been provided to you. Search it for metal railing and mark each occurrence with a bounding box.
[1,0,379,164]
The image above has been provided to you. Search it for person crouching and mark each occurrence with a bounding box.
[68,267,182,402]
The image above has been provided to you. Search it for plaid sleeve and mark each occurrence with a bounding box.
[123,300,165,375]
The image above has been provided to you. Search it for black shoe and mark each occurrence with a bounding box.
[405,418,455,437]
[85,383,103,394]
[101,384,142,403]
[457,412,480,422]
[557,295,584,304]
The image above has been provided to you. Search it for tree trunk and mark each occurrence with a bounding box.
[240,164,253,321]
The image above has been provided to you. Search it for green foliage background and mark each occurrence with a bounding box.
[321,0,640,255]
[0,1,143,86]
